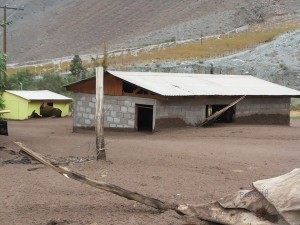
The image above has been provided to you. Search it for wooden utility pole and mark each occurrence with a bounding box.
[200,30,203,45]
[95,67,106,160]
[0,5,24,87]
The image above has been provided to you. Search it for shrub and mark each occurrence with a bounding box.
[0,53,6,91]
[0,95,5,110]
[70,55,87,79]
[100,43,109,71]
[279,63,288,71]
[6,70,37,90]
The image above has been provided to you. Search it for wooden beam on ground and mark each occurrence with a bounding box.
[15,142,178,212]
[199,95,246,127]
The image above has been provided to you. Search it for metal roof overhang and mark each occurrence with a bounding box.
[108,71,300,98]
[64,71,300,98]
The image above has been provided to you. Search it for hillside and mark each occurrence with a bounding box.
[0,0,299,63]
[125,29,300,91]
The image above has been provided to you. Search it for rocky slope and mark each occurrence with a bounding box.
[0,0,299,63]
[124,29,300,91]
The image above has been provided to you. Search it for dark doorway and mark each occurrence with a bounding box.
[206,104,235,123]
[136,104,153,131]
[0,120,8,136]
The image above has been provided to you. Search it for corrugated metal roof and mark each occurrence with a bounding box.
[108,71,300,97]
[5,90,72,101]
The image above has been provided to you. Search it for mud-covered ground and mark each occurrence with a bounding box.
[0,117,299,225]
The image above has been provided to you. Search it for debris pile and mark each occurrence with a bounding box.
[0,147,93,166]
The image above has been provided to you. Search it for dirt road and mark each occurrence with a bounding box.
[0,118,299,225]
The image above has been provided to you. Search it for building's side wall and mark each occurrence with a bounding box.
[73,94,291,130]
[73,93,95,129]
[235,97,290,125]
[53,102,70,117]
[156,97,291,127]
[156,98,206,128]
[66,74,123,95]
[2,92,29,120]
[73,93,156,130]
[28,102,41,116]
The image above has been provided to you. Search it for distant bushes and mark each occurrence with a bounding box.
[291,99,300,111]
[0,53,6,110]
[0,96,4,110]
[279,63,288,71]
[6,70,77,97]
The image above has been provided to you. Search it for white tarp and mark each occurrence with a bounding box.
[179,169,300,225]
[253,168,300,225]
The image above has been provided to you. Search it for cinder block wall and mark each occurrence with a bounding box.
[73,93,95,129]
[235,97,290,125]
[156,99,206,127]
[73,94,291,130]
[104,96,156,129]
[73,93,156,130]
[155,97,291,126]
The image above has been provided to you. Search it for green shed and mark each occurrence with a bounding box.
[1,90,72,120]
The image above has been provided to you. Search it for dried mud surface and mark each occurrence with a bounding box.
[0,117,300,225]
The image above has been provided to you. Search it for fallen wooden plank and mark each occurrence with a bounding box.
[199,95,246,127]
[15,142,178,212]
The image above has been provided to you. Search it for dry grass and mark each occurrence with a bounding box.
[7,60,95,76]
[111,23,299,65]
[290,111,300,118]
[7,23,300,75]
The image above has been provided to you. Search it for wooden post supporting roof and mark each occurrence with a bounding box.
[95,67,106,160]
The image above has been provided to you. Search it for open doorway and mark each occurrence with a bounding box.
[136,104,153,131]
[0,120,8,136]
[206,104,235,123]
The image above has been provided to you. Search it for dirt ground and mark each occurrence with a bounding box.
[0,117,300,225]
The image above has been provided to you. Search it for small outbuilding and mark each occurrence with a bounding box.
[1,90,72,120]
[65,71,300,131]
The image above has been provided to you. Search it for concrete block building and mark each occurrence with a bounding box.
[65,71,300,131]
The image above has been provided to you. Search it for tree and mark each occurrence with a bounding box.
[101,42,109,71]
[0,95,4,110]
[37,73,66,93]
[36,72,76,97]
[0,53,6,110]
[6,70,36,90]
[90,43,109,76]
[69,55,87,80]
[0,53,6,92]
